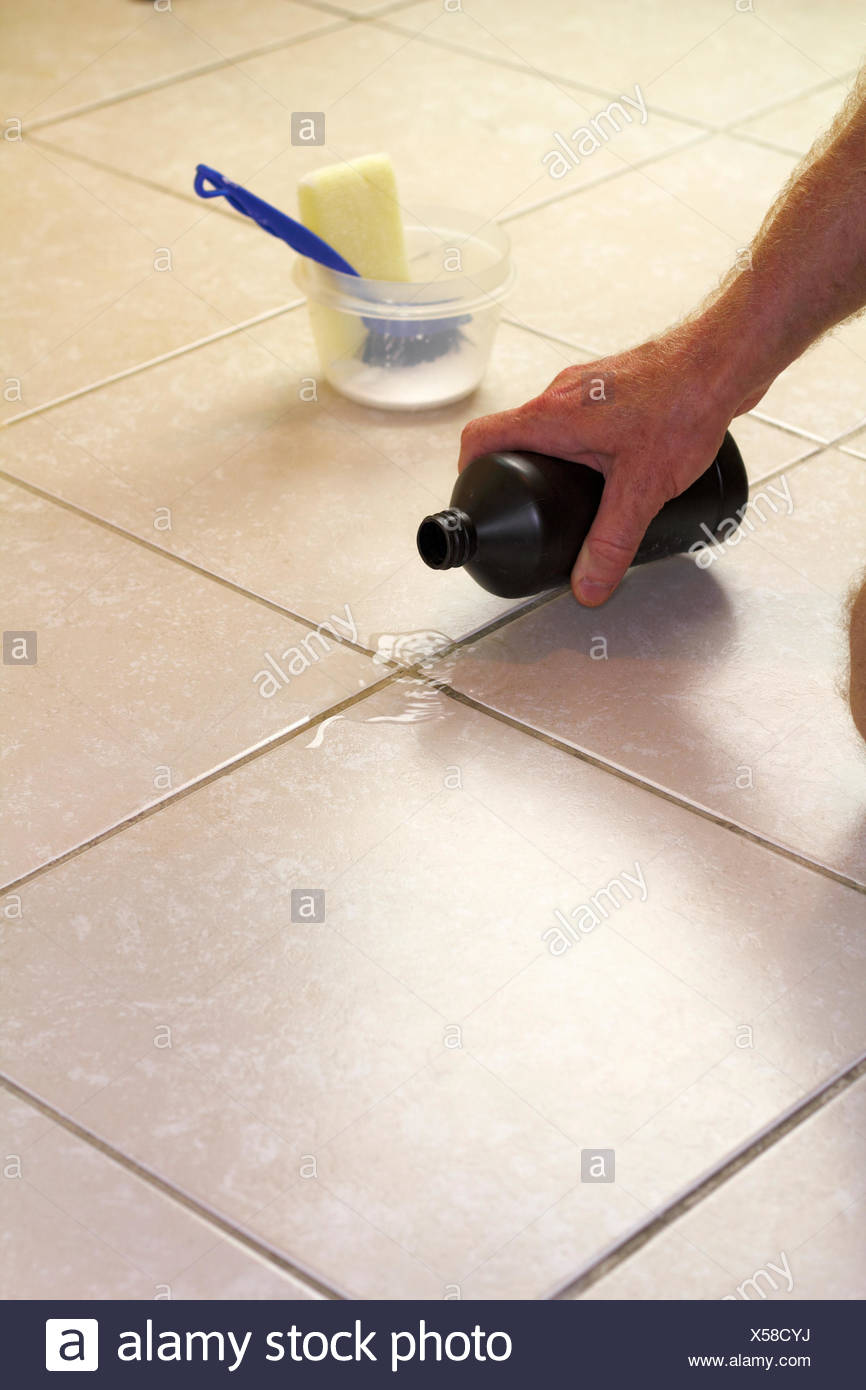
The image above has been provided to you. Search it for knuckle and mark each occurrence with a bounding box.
[588,531,637,567]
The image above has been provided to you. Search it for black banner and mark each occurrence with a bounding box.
[6,1298,855,1386]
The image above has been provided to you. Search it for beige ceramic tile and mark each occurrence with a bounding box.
[37,20,698,324]
[333,0,418,13]
[460,1179,650,1299]
[662,1079,866,1296]
[503,137,774,356]
[0,1084,319,1299]
[73,1053,441,1298]
[18,799,330,1016]
[580,1078,866,1299]
[504,134,866,439]
[746,450,866,594]
[577,1228,735,1300]
[9,683,862,1296]
[641,131,795,241]
[21,130,309,328]
[0,1085,54,1151]
[242,1181,443,1299]
[177,926,444,1146]
[318,1049,582,1282]
[0,915,154,1110]
[756,947,866,1092]
[22,52,317,326]
[388,0,849,125]
[301,0,419,12]
[4,0,335,123]
[0,478,378,883]
[169,1239,323,1300]
[775,1195,866,1300]
[464,930,736,1153]
[0,321,577,646]
[839,429,866,460]
[735,80,852,155]
[616,1052,804,1210]
[439,453,866,884]
[1,138,228,421]
[73,1050,306,1223]
[756,319,866,442]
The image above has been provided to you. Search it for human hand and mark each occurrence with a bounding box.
[457,329,759,605]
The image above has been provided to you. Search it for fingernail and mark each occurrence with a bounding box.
[576,577,612,605]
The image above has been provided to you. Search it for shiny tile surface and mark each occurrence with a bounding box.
[3,0,335,122]
[0,477,378,884]
[580,1078,866,1300]
[439,451,866,884]
[0,1086,318,1300]
[734,80,852,154]
[0,139,227,421]
[389,0,858,125]
[9,685,864,1297]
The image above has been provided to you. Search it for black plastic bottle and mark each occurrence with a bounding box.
[416,431,748,598]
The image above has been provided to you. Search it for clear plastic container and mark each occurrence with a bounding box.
[293,206,514,411]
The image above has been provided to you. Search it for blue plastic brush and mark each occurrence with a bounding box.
[194,163,469,366]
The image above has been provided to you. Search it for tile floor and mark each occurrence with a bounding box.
[1,0,864,1301]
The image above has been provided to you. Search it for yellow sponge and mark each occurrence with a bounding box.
[298,152,410,282]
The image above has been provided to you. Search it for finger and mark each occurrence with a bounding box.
[457,405,548,472]
[571,470,664,606]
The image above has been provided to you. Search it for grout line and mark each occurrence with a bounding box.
[726,128,810,160]
[711,70,855,136]
[499,315,610,359]
[373,17,852,140]
[294,0,421,17]
[0,458,555,667]
[0,1072,348,1301]
[20,19,351,134]
[747,409,829,445]
[438,687,866,896]
[497,130,713,226]
[0,670,398,898]
[0,466,377,658]
[0,573,559,895]
[549,1051,866,1299]
[26,132,242,222]
[828,414,866,449]
[745,443,823,487]
[370,18,714,133]
[0,300,306,429]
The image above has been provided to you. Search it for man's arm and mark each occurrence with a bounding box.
[688,65,866,422]
[458,66,866,606]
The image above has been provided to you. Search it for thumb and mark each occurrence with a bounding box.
[571,469,663,606]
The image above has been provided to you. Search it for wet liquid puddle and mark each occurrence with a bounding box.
[304,629,458,745]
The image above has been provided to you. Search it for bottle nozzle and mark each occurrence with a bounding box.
[416,508,477,569]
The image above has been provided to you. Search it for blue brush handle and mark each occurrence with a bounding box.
[194,163,471,340]
[194,163,360,276]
